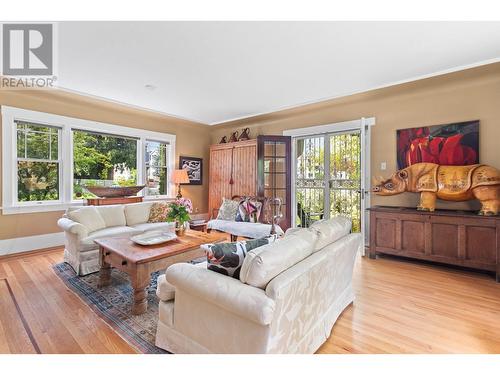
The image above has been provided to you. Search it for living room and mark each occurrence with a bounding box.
[1,2,500,373]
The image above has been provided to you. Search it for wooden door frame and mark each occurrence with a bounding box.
[257,135,292,230]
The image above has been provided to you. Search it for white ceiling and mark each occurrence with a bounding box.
[57,21,500,125]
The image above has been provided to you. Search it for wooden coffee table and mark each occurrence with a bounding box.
[95,230,226,315]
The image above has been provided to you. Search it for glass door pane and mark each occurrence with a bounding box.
[258,136,292,230]
[295,136,325,227]
[329,131,361,232]
[294,131,362,231]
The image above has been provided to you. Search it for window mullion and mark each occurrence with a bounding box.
[62,125,72,204]
[137,138,145,195]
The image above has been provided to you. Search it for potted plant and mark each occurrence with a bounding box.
[166,198,193,236]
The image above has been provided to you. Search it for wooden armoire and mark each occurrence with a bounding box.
[208,136,292,230]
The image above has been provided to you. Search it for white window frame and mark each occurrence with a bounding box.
[144,140,171,197]
[15,122,63,205]
[2,106,176,214]
[283,117,375,252]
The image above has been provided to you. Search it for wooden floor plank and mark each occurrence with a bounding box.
[35,253,136,354]
[1,247,499,354]
[0,279,38,354]
[21,255,120,354]
[2,260,84,353]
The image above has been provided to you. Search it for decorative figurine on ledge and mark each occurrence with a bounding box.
[372,162,500,216]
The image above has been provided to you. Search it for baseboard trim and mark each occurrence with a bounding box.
[0,232,65,257]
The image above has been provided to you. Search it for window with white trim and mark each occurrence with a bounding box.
[2,106,176,214]
[145,140,169,196]
[73,129,139,199]
[16,121,62,203]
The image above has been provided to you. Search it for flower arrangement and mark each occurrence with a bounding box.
[175,197,193,214]
[166,198,192,235]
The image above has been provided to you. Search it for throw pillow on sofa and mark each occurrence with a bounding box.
[202,235,280,279]
[236,197,263,223]
[96,205,126,227]
[67,206,106,233]
[216,198,239,221]
[148,202,170,223]
[124,202,154,226]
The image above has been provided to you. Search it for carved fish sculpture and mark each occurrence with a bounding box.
[372,162,500,215]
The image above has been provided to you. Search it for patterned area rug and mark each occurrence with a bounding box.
[53,262,167,354]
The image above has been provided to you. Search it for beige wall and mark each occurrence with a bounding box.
[210,62,500,212]
[2,63,499,241]
[0,89,211,240]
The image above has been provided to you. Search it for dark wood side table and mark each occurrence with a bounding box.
[86,196,143,206]
[189,221,208,232]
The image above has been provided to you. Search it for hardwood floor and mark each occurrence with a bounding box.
[1,248,499,354]
[318,255,500,354]
[0,249,136,354]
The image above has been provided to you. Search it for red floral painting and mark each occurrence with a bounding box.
[396,121,479,169]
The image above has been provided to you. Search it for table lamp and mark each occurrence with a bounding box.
[172,169,190,198]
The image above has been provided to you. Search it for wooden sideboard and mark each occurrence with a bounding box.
[86,196,143,206]
[368,206,500,282]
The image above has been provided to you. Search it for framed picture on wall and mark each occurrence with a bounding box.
[179,156,203,185]
[396,120,479,169]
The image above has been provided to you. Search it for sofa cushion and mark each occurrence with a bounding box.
[95,205,126,227]
[67,206,106,233]
[216,198,239,221]
[124,202,154,226]
[202,236,278,279]
[148,202,170,223]
[309,216,352,252]
[131,222,175,232]
[239,228,317,289]
[81,226,143,251]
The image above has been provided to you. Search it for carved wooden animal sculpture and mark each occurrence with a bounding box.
[372,163,500,215]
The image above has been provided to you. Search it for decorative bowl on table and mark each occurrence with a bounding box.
[85,185,146,198]
[130,231,177,246]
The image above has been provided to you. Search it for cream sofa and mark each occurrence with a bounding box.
[155,216,361,354]
[58,201,174,275]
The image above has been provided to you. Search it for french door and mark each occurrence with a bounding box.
[293,125,370,247]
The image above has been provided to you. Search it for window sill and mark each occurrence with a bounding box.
[143,195,176,202]
[1,196,177,215]
[1,202,84,215]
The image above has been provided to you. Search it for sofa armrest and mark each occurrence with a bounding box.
[166,263,275,325]
[57,218,89,238]
[156,274,175,301]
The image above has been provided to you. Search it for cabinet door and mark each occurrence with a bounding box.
[257,135,292,230]
[429,216,461,260]
[232,142,257,197]
[208,147,233,216]
[400,214,427,254]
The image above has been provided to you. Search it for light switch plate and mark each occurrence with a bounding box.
[380,162,387,170]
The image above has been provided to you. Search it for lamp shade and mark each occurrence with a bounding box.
[172,169,190,184]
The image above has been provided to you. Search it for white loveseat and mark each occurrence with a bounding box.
[58,201,174,275]
[155,216,361,354]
